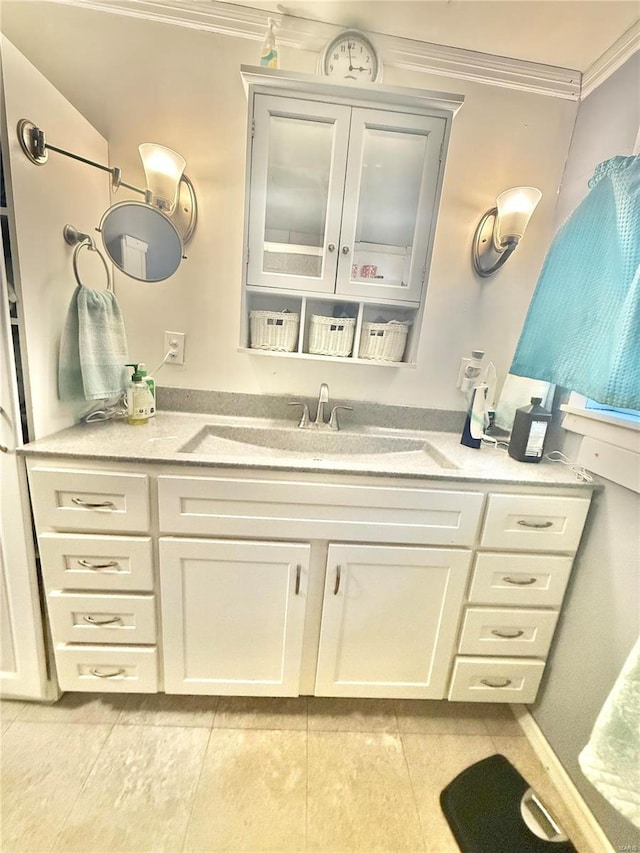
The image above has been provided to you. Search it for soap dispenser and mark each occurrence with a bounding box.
[126,363,154,425]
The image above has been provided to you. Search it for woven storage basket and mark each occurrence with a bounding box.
[249,310,299,352]
[359,321,408,362]
[309,315,356,357]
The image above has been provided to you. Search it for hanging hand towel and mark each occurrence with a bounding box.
[58,285,129,401]
[510,155,640,410]
[579,635,640,829]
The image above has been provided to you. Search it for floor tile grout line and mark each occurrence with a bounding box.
[399,732,429,853]
[179,725,215,853]
[46,719,118,853]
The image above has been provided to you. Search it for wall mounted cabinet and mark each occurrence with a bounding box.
[240,67,463,365]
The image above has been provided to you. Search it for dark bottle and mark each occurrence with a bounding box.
[508,397,552,463]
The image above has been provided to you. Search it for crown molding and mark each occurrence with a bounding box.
[581,19,640,99]
[53,0,582,100]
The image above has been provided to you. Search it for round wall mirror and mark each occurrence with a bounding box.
[99,201,183,282]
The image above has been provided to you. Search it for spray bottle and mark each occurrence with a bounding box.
[260,17,279,68]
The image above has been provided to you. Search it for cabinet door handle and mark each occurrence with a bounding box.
[503,576,537,586]
[77,559,119,570]
[341,245,350,255]
[83,615,122,626]
[480,678,513,689]
[333,564,341,595]
[295,564,301,595]
[491,629,525,639]
[71,497,116,510]
[90,667,126,679]
[517,519,553,529]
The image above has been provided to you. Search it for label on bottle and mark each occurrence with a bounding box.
[128,385,152,421]
[524,420,548,457]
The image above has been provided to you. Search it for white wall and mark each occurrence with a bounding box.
[0,1,578,410]
[531,52,640,850]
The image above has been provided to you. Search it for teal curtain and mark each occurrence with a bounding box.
[511,155,640,409]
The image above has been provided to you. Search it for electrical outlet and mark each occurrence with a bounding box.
[456,357,472,389]
[164,331,185,365]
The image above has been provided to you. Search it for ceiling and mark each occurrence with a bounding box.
[230,0,639,71]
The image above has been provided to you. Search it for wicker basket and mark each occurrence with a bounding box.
[249,310,299,352]
[358,321,409,362]
[308,314,356,357]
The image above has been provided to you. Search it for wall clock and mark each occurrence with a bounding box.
[320,29,382,83]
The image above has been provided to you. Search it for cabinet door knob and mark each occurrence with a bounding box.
[333,564,342,595]
[341,245,350,255]
[0,444,8,453]
[327,243,336,252]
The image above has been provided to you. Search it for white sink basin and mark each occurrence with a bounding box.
[179,422,457,468]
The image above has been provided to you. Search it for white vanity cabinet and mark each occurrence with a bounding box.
[28,465,159,692]
[314,544,471,699]
[240,68,463,364]
[26,457,593,703]
[159,538,310,696]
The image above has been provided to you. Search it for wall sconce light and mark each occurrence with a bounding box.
[17,119,197,244]
[472,186,542,277]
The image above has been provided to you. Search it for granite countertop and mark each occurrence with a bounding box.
[18,406,596,489]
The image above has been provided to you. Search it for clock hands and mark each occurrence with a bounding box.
[347,42,354,72]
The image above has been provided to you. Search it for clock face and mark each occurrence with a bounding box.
[322,30,381,82]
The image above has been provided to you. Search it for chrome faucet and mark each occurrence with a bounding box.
[314,383,330,426]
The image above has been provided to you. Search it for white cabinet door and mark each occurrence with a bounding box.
[247,95,351,293]
[159,538,310,696]
[336,108,445,304]
[315,544,472,699]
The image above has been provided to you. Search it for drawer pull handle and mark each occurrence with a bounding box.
[77,559,119,570]
[491,629,525,639]
[517,519,553,529]
[480,678,513,689]
[89,668,126,679]
[83,615,122,626]
[503,576,537,586]
[72,497,116,510]
[295,564,301,595]
[334,564,341,595]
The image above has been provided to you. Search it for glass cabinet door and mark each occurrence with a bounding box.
[336,108,446,304]
[247,95,351,293]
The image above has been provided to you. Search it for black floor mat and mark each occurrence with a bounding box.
[439,754,577,852]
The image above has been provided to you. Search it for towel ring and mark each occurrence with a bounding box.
[72,239,113,292]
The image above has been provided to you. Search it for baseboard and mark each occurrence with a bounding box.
[511,704,615,853]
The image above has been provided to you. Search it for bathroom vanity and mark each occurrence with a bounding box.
[22,411,594,704]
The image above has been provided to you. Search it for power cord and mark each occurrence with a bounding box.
[544,450,594,483]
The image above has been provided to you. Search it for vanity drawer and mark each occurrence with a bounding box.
[458,607,559,658]
[55,644,158,693]
[157,475,484,545]
[28,466,150,533]
[448,656,545,703]
[48,592,157,645]
[39,533,154,592]
[480,494,590,552]
[469,553,573,607]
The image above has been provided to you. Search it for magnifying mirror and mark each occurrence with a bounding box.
[99,201,183,282]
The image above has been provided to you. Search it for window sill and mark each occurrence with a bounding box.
[560,398,640,494]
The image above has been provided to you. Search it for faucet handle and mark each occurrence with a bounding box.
[288,401,311,428]
[328,405,353,431]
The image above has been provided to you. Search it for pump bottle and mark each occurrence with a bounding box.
[126,363,154,425]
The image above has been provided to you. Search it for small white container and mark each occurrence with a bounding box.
[358,321,409,362]
[308,315,356,357]
[250,310,299,352]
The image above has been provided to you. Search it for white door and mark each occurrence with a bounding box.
[315,544,471,699]
[0,215,51,700]
[247,94,351,293]
[160,538,310,696]
[336,108,445,304]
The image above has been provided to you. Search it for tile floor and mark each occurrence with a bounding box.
[1,694,594,852]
